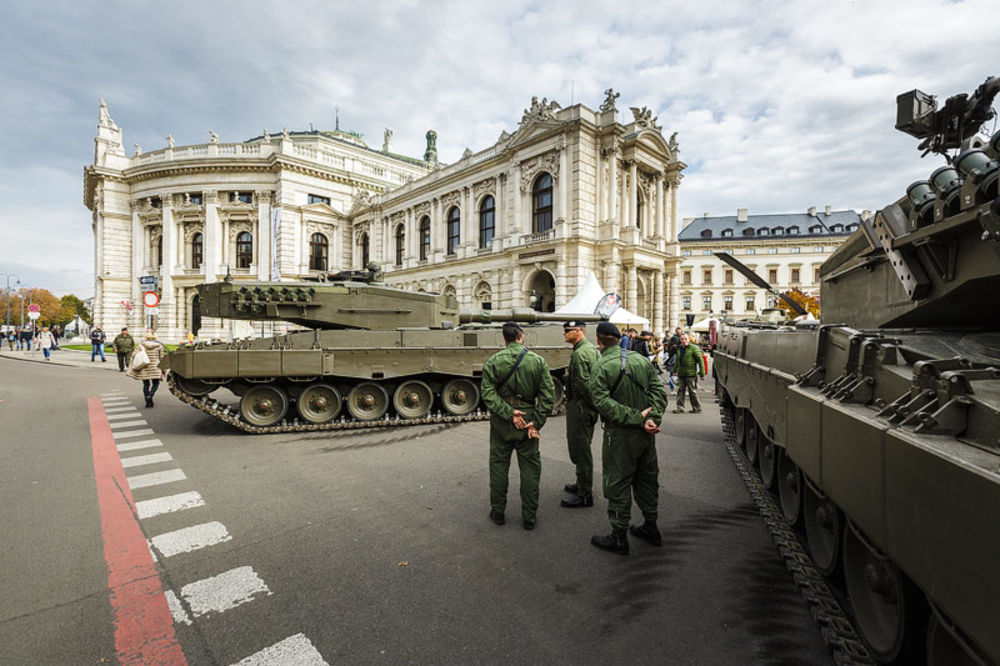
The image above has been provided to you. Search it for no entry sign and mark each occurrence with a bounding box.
[143,291,160,308]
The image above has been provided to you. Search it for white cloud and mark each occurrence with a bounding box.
[0,0,997,297]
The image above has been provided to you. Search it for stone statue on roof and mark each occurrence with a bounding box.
[98,98,118,129]
[520,96,561,125]
[209,130,219,144]
[282,126,290,140]
[262,129,270,142]
[630,106,662,131]
[133,143,142,156]
[166,134,174,148]
[382,127,393,152]
[600,88,620,113]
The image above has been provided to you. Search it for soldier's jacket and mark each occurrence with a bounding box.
[481,342,555,441]
[568,338,599,409]
[589,345,667,428]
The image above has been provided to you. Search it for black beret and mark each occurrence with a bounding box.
[596,321,621,338]
[502,321,523,332]
[641,330,652,337]
[563,320,586,330]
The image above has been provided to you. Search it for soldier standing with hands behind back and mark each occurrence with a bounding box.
[589,321,668,555]
[481,322,556,531]
[561,320,599,508]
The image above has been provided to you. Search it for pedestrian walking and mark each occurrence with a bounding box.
[673,332,705,413]
[90,326,107,362]
[480,321,556,530]
[37,327,55,361]
[20,326,32,351]
[126,331,166,407]
[5,329,14,351]
[112,327,135,372]
[561,320,599,509]
[588,321,668,556]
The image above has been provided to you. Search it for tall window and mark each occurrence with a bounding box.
[702,268,712,285]
[479,196,495,249]
[768,268,778,283]
[155,236,162,268]
[791,268,801,283]
[682,295,692,310]
[814,266,821,283]
[724,295,734,311]
[419,216,431,260]
[682,270,692,285]
[309,233,328,271]
[446,207,460,255]
[360,233,370,268]
[703,295,712,311]
[724,269,733,285]
[394,224,405,266]
[636,194,643,229]
[236,232,253,268]
[192,233,203,269]
[532,173,553,233]
[746,295,755,311]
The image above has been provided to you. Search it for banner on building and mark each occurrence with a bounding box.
[271,206,282,280]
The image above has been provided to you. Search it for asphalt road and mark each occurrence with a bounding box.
[0,352,833,665]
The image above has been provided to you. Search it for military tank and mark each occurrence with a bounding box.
[163,266,606,433]
[715,77,1000,665]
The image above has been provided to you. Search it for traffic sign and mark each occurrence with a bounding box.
[27,303,41,313]
[139,275,158,287]
[28,311,40,320]
[145,307,160,315]
[143,291,160,308]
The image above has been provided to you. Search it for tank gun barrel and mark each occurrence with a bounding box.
[458,308,606,324]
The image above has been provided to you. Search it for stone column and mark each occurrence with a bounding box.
[558,141,569,225]
[203,191,219,283]
[626,264,638,315]
[656,176,665,239]
[160,195,177,339]
[608,152,618,223]
[130,203,142,329]
[668,176,678,242]
[628,161,637,229]
[597,149,606,222]
[256,191,271,280]
[653,269,665,335]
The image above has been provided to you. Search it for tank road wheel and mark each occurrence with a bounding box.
[759,436,777,489]
[240,385,289,427]
[296,383,342,424]
[734,408,747,447]
[392,380,433,419]
[843,522,923,663]
[776,449,803,525]
[441,379,480,416]
[745,420,760,465]
[174,376,218,397]
[347,382,390,421]
[803,483,841,576]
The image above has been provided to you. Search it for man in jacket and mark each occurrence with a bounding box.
[588,321,668,555]
[673,332,705,413]
[112,327,135,372]
[481,322,556,530]
[561,320,599,509]
[90,326,107,362]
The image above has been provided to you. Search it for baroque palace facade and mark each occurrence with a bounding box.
[84,90,684,342]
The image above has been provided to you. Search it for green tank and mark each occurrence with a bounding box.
[715,77,1000,664]
[163,267,606,432]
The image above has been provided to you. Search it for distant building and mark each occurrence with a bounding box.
[83,91,685,340]
[676,207,866,319]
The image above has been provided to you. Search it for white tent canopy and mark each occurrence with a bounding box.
[690,317,719,332]
[554,271,650,328]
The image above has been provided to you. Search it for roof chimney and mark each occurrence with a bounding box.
[703,212,710,218]
[808,206,817,217]
[824,205,831,216]
[737,208,748,222]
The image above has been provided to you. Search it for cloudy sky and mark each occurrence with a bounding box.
[1,0,997,297]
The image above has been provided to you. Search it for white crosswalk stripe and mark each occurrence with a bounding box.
[231,633,328,666]
[106,411,141,421]
[135,491,205,519]
[120,452,173,468]
[109,419,148,429]
[113,428,156,440]
[179,566,271,617]
[164,590,192,625]
[149,521,232,557]
[127,468,187,489]
[116,438,163,452]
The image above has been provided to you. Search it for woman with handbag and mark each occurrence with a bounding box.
[127,331,166,407]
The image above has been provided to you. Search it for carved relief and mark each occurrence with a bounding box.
[519,150,560,192]
[473,178,495,199]
[228,221,254,241]
[414,201,431,218]
[519,96,561,125]
[183,223,205,242]
[441,190,461,209]
[629,106,662,131]
[255,190,273,204]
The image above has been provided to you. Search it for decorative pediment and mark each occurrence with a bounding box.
[414,201,431,218]
[441,190,461,209]
[519,150,560,192]
[473,178,495,199]
[228,220,254,241]
[183,223,205,242]
[301,201,343,219]
[304,220,336,240]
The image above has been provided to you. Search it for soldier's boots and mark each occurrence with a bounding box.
[629,521,663,547]
[564,483,578,494]
[489,509,505,526]
[591,530,629,556]
[561,494,594,508]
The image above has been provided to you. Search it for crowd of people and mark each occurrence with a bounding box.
[481,319,712,556]
[3,324,64,357]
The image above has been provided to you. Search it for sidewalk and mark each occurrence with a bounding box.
[0,347,124,371]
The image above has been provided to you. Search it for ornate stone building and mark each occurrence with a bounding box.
[84,91,684,341]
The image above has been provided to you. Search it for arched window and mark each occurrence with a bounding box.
[479,196,495,249]
[191,233,203,269]
[419,216,431,260]
[236,232,254,268]
[360,233,370,268]
[394,224,405,266]
[446,206,460,255]
[309,233,328,271]
[532,173,553,233]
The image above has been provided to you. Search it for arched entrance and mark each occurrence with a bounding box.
[190,294,202,336]
[528,270,556,312]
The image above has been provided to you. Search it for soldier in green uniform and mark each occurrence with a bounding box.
[561,320,599,508]
[588,321,668,555]
[481,322,556,530]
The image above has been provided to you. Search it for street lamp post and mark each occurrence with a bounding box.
[0,273,21,331]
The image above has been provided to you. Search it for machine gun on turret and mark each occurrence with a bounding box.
[896,76,1000,160]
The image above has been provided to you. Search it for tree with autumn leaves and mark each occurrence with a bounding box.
[0,288,91,328]
[776,288,821,319]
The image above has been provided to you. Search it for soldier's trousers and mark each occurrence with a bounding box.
[566,399,597,499]
[602,428,659,531]
[676,376,702,411]
[489,426,541,522]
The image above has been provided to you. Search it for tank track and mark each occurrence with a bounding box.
[720,404,874,666]
[166,374,491,434]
